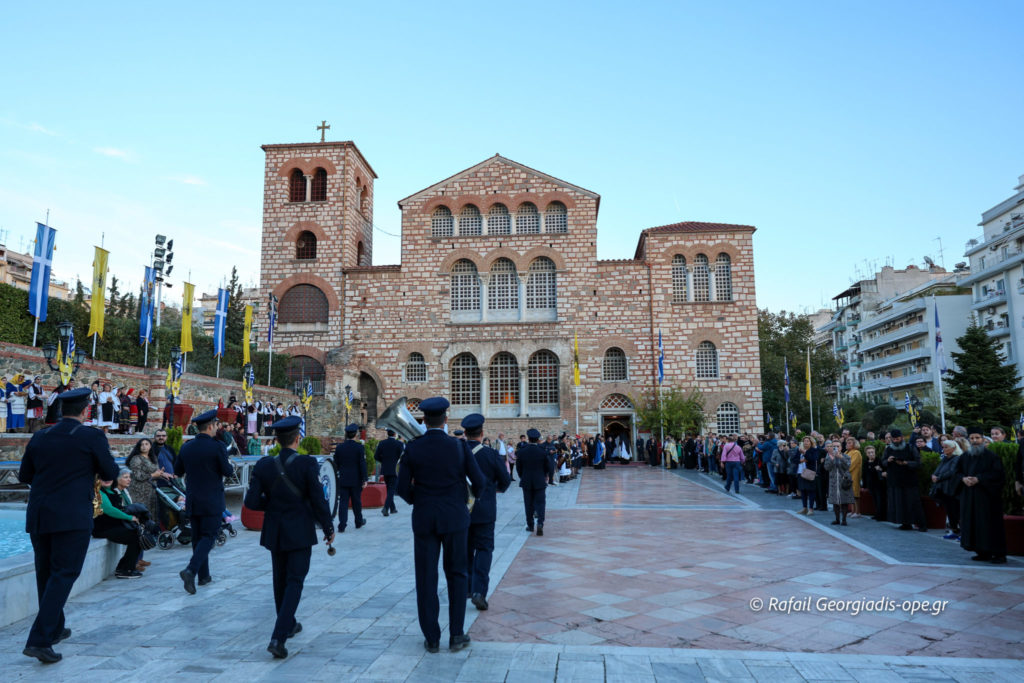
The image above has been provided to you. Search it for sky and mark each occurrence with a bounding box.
[1,1,1022,314]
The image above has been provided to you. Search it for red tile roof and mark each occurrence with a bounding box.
[643,221,756,234]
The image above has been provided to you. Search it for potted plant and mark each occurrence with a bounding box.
[990,442,1024,555]
[917,450,947,529]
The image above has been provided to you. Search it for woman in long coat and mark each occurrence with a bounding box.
[823,441,855,525]
[125,437,163,517]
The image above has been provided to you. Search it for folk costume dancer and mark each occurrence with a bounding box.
[175,409,234,594]
[462,413,511,611]
[19,387,119,663]
[244,416,335,658]
[397,397,485,653]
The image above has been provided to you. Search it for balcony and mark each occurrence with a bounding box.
[964,214,1024,256]
[851,358,863,367]
[836,343,848,352]
[858,321,929,353]
[960,248,1024,286]
[835,323,847,332]
[838,383,852,391]
[985,320,1012,338]
[861,370,936,394]
[849,316,861,327]
[972,289,1007,310]
[861,346,931,372]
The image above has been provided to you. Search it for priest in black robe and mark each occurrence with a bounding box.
[956,427,1007,564]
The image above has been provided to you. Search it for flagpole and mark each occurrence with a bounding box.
[807,347,814,433]
[216,355,221,378]
[574,384,579,436]
[267,339,273,387]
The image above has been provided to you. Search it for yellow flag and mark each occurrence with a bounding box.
[573,331,580,386]
[180,282,195,353]
[87,247,109,338]
[242,304,253,365]
[805,349,811,401]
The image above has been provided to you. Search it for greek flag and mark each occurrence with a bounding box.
[213,288,229,357]
[934,301,948,375]
[28,223,57,322]
[139,266,156,345]
[904,392,911,413]
[657,330,664,384]
[783,357,790,403]
[300,417,306,438]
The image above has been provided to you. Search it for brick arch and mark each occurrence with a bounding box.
[353,361,387,400]
[486,350,522,367]
[595,336,638,357]
[706,243,742,263]
[421,198,456,215]
[482,247,522,272]
[451,196,488,213]
[537,191,577,211]
[273,273,339,310]
[438,248,485,273]
[585,389,637,413]
[276,157,339,178]
[688,330,726,350]
[279,345,326,367]
[423,192,579,215]
[283,221,328,243]
[520,247,566,272]
[395,342,436,364]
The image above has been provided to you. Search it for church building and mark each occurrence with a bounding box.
[259,136,763,440]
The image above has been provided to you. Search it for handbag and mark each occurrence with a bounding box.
[800,468,817,481]
[136,521,157,550]
[840,472,853,490]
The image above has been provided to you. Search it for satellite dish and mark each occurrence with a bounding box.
[923,255,935,266]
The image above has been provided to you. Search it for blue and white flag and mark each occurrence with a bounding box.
[300,417,306,438]
[934,300,948,375]
[28,223,57,322]
[904,391,911,413]
[213,288,229,357]
[657,330,664,384]
[783,357,790,403]
[267,293,278,344]
[139,266,156,345]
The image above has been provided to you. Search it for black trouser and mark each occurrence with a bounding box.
[382,475,398,513]
[413,528,468,644]
[467,522,495,597]
[93,525,141,572]
[137,413,147,434]
[938,492,960,531]
[270,547,311,641]
[523,486,546,528]
[187,514,219,580]
[337,486,363,529]
[26,529,91,648]
[869,482,887,520]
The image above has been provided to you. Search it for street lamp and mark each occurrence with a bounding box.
[42,321,87,379]
[167,345,182,429]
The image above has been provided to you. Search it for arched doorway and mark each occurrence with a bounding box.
[599,393,635,460]
[359,372,379,425]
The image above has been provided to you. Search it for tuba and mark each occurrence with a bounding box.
[376,397,427,442]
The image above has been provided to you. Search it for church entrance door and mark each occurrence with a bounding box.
[601,414,635,460]
[359,373,379,425]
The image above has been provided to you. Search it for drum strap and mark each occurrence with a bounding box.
[272,452,306,501]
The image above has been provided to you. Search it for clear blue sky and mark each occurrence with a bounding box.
[1,1,1021,313]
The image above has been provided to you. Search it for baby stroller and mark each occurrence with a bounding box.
[153,478,193,549]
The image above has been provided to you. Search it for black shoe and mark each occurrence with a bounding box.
[917,526,929,532]
[831,520,841,525]
[337,524,346,533]
[841,521,847,526]
[971,554,992,562]
[424,639,440,653]
[287,621,302,638]
[991,556,1008,565]
[449,634,471,651]
[198,576,213,586]
[355,519,366,529]
[898,524,913,530]
[537,527,543,536]
[382,509,389,517]
[471,593,488,611]
[267,639,288,659]
[53,628,71,644]
[115,569,142,579]
[180,568,196,595]
[391,508,398,513]
[525,526,534,532]
[23,646,62,663]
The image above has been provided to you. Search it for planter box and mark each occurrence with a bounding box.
[354,483,386,509]
[241,505,264,531]
[922,496,948,530]
[162,403,194,428]
[1005,515,1024,556]
[858,492,875,517]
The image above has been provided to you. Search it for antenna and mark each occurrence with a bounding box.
[933,237,945,268]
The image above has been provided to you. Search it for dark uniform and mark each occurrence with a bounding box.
[175,410,234,592]
[462,414,511,607]
[397,397,484,651]
[516,429,552,535]
[19,388,118,661]
[374,432,403,516]
[334,424,367,531]
[244,416,334,656]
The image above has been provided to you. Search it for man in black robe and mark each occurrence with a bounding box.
[882,429,927,531]
[956,428,1007,564]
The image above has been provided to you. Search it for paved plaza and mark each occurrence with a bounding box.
[1,464,1022,681]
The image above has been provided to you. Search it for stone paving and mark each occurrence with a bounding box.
[1,464,1022,681]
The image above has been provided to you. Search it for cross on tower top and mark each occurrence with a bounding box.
[317,120,330,143]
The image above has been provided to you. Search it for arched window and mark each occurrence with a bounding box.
[545,202,567,233]
[672,255,687,303]
[717,402,740,434]
[310,168,327,202]
[289,169,306,202]
[459,205,482,236]
[357,241,366,266]
[286,356,325,392]
[279,284,328,323]
[451,260,480,312]
[295,231,317,260]
[600,393,633,410]
[431,206,453,237]
[488,258,519,311]
[516,202,540,234]
[487,204,510,235]
[359,185,369,216]
[405,352,427,383]
[451,354,481,406]
[693,254,710,302]
[489,352,520,406]
[603,347,627,382]
[696,341,719,379]
[715,253,732,301]
[528,350,559,405]
[526,257,556,309]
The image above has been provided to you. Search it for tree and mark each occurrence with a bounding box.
[225,266,246,349]
[758,309,841,431]
[105,275,120,315]
[945,322,1022,427]
[73,279,86,308]
[634,388,705,437]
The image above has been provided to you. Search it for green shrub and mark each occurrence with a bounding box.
[166,427,183,455]
[919,450,940,494]
[989,441,1021,515]
[364,437,378,476]
[268,443,308,457]
[870,406,898,430]
[299,436,322,455]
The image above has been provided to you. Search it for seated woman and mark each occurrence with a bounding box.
[92,468,143,579]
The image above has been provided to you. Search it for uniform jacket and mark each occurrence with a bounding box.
[20,418,119,534]
[397,429,485,535]
[174,433,234,516]
[467,440,511,525]
[374,437,403,477]
[333,439,367,487]
[244,448,333,552]
[516,443,552,490]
